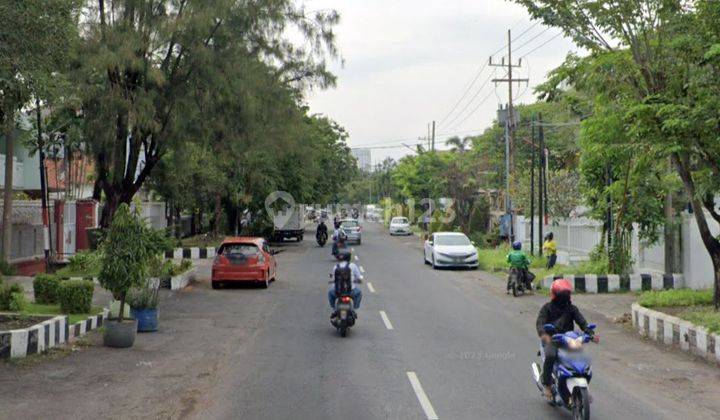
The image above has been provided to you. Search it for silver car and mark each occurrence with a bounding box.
[340,219,362,244]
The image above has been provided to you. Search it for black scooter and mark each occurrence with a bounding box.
[317,230,328,246]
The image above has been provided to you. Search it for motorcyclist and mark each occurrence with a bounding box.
[536,279,592,401]
[331,228,347,256]
[316,219,328,239]
[506,241,533,292]
[328,251,363,316]
[333,215,341,230]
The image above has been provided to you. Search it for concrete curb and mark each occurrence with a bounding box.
[164,247,216,260]
[631,303,720,365]
[0,308,108,359]
[542,273,684,293]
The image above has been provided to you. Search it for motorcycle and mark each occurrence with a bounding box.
[507,268,525,297]
[317,230,328,247]
[331,293,356,337]
[331,236,347,259]
[531,323,598,420]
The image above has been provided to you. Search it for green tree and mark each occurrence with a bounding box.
[76,0,340,227]
[0,0,78,262]
[513,0,720,305]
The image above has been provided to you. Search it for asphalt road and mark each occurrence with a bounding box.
[2,221,719,419]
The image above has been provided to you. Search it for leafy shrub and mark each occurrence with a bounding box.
[66,250,103,275]
[127,284,159,309]
[0,283,24,310]
[0,260,15,276]
[57,279,94,314]
[33,274,61,304]
[639,289,713,308]
[8,292,27,311]
[148,258,192,278]
[169,259,192,276]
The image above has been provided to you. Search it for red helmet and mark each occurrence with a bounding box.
[550,279,573,301]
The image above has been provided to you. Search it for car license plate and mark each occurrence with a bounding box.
[340,310,347,320]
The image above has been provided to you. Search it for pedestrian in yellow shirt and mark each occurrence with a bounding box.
[543,232,557,269]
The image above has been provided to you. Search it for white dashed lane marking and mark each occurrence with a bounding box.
[379,310,394,330]
[367,282,376,293]
[360,266,365,273]
[406,372,439,419]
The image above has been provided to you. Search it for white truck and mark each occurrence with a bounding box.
[271,204,306,242]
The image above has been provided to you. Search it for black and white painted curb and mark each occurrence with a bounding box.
[632,303,720,365]
[164,247,216,260]
[150,267,197,291]
[542,273,684,293]
[0,308,108,359]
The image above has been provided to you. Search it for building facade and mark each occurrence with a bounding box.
[351,148,372,172]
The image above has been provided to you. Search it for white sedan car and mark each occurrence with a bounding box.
[424,232,479,269]
[389,217,412,235]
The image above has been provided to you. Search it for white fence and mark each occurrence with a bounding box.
[519,211,718,289]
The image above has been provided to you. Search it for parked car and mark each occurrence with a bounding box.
[339,219,362,244]
[389,217,412,235]
[212,237,277,289]
[424,232,478,269]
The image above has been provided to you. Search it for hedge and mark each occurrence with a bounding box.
[0,283,25,311]
[58,279,94,314]
[33,274,61,304]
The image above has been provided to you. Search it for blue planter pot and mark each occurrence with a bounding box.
[130,308,158,332]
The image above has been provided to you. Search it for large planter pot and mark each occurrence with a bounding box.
[103,319,138,348]
[130,308,158,332]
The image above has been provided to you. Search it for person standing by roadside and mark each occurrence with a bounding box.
[543,233,557,269]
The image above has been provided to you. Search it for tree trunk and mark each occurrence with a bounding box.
[175,206,181,239]
[672,152,720,309]
[99,192,120,228]
[190,210,197,236]
[2,121,15,263]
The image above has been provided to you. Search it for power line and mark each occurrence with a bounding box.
[511,21,540,43]
[517,31,564,58]
[441,70,496,129]
[510,26,551,55]
[351,128,490,149]
[437,61,488,127]
[444,89,495,132]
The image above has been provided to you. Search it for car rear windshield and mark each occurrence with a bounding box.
[392,218,408,224]
[220,243,260,257]
[435,235,471,246]
[341,221,358,228]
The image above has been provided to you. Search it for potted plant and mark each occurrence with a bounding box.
[127,283,159,332]
[99,204,166,348]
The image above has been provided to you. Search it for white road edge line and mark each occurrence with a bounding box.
[379,310,394,330]
[406,372,439,420]
[360,266,365,273]
[367,282,376,293]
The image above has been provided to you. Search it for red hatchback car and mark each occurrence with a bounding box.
[211,237,277,289]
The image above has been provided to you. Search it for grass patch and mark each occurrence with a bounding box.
[178,233,224,248]
[638,289,713,308]
[680,307,720,334]
[21,302,103,324]
[55,266,99,278]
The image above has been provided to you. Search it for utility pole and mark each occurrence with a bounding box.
[427,123,431,151]
[530,114,535,255]
[431,120,436,152]
[35,99,51,271]
[538,113,544,256]
[490,29,529,172]
[491,29,528,242]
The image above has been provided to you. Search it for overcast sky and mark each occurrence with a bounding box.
[301,0,580,165]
